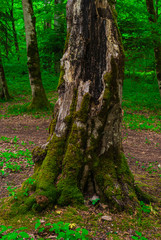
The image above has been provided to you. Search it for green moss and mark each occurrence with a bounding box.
[35,135,66,189]
[32,146,47,171]
[75,93,91,123]
[36,185,57,203]
[48,118,57,135]
[57,65,65,89]
[63,32,70,54]
[56,123,86,206]
[64,88,78,127]
[99,57,118,120]
[135,185,156,203]
[57,181,84,206]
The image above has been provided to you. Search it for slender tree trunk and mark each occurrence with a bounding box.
[3,0,152,215]
[146,0,161,97]
[44,0,52,30]
[22,0,49,109]
[0,56,11,100]
[156,0,159,19]
[10,0,20,60]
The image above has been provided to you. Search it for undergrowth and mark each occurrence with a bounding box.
[122,71,161,132]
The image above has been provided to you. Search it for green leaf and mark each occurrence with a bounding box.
[38,227,45,233]
[131,237,139,240]
[136,231,142,237]
[18,231,30,238]
[82,228,89,236]
[45,223,51,226]
[35,219,41,230]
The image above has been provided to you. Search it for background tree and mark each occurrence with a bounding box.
[0,3,12,100]
[22,0,49,110]
[9,0,20,60]
[0,55,11,100]
[146,0,161,96]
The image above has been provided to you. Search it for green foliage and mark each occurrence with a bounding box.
[0,147,33,176]
[0,220,89,240]
[45,220,89,240]
[123,71,161,132]
[132,231,148,240]
[91,198,100,206]
[7,186,18,199]
[140,201,151,214]
[0,225,33,240]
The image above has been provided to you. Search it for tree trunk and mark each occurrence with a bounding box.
[22,0,49,109]
[0,56,11,100]
[146,0,161,97]
[10,0,20,60]
[44,0,52,30]
[5,0,152,215]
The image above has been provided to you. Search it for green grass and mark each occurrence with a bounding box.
[122,71,161,132]
[4,60,59,97]
[0,146,33,176]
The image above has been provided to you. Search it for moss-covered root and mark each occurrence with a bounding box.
[29,134,66,211]
[93,150,156,212]
[57,124,86,206]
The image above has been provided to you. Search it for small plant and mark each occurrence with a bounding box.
[0,225,33,240]
[155,143,159,147]
[35,220,89,239]
[0,136,12,143]
[91,198,100,205]
[145,137,151,144]
[25,177,35,185]
[140,201,151,214]
[29,141,35,145]
[136,161,139,166]
[13,136,19,144]
[23,187,29,197]
[35,219,45,233]
[21,141,27,146]
[7,186,18,199]
[137,201,151,226]
[132,231,148,240]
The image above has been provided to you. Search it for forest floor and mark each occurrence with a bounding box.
[0,101,161,239]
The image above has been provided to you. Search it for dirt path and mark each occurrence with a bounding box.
[0,115,50,199]
[1,115,161,200]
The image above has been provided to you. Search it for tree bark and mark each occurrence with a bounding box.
[22,0,49,109]
[4,0,152,215]
[146,0,161,97]
[0,56,11,100]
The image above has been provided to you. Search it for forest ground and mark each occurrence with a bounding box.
[0,97,161,239]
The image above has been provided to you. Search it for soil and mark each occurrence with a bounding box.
[0,113,161,239]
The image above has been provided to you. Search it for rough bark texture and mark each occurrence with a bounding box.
[2,0,152,216]
[0,56,11,100]
[146,0,161,97]
[22,0,49,109]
